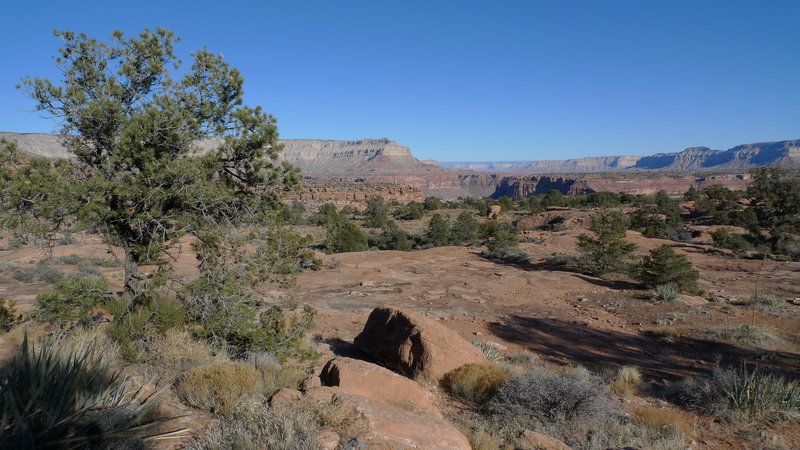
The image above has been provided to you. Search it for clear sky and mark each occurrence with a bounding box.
[1,1,798,161]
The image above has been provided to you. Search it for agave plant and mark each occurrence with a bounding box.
[0,333,177,449]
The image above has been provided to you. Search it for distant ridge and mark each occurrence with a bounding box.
[441,140,800,173]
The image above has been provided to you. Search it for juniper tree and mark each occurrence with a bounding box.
[577,210,637,275]
[15,28,299,297]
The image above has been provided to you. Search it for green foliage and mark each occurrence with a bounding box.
[310,203,341,226]
[423,196,444,210]
[680,365,800,422]
[483,222,531,264]
[10,265,64,284]
[397,201,424,220]
[363,196,389,228]
[451,211,479,244]
[372,220,413,251]
[710,228,753,254]
[629,190,687,240]
[0,335,159,448]
[577,210,637,275]
[651,284,679,302]
[747,167,800,259]
[279,201,307,225]
[632,245,699,293]
[443,363,511,406]
[34,274,109,325]
[107,295,185,362]
[15,28,298,297]
[325,219,369,253]
[496,196,515,211]
[0,297,20,333]
[426,213,451,246]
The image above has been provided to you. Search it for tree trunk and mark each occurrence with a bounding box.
[122,247,141,297]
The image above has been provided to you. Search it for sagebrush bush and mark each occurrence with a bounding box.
[33,274,109,325]
[107,295,186,362]
[259,362,307,398]
[178,361,263,416]
[482,244,532,264]
[11,265,65,284]
[486,365,613,423]
[544,252,577,267]
[0,335,158,448]
[611,366,642,397]
[747,293,780,307]
[680,365,800,422]
[708,324,778,347]
[443,363,511,406]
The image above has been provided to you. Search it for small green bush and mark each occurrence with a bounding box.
[577,210,637,275]
[544,252,577,266]
[325,220,369,253]
[632,245,699,293]
[426,213,451,246]
[443,363,511,405]
[33,274,109,325]
[178,361,263,416]
[680,365,800,422]
[0,296,21,332]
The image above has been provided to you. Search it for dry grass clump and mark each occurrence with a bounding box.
[611,366,642,397]
[177,361,263,415]
[473,340,504,362]
[443,363,511,406]
[454,423,509,450]
[259,362,308,398]
[708,324,779,347]
[148,329,228,377]
[631,407,691,442]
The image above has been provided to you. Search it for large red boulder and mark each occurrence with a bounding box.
[319,356,440,416]
[354,305,487,381]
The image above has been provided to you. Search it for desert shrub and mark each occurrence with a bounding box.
[486,365,613,423]
[107,295,185,362]
[451,210,479,244]
[631,407,690,442]
[147,329,227,377]
[46,254,119,267]
[423,196,443,210]
[680,365,800,422]
[325,219,369,253]
[611,366,642,397]
[651,284,679,302]
[711,228,753,254]
[482,222,531,264]
[0,335,158,448]
[309,203,341,226]
[443,363,511,406]
[632,245,699,293]
[11,265,65,284]
[454,424,505,450]
[396,201,424,220]
[747,293,780,308]
[426,213,451,246]
[259,362,308,398]
[372,220,413,251]
[363,196,389,228]
[503,350,538,367]
[178,361,263,415]
[544,252,577,267]
[0,296,20,332]
[33,274,109,325]
[708,324,778,347]
[577,210,637,275]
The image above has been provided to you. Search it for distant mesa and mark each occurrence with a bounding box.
[440,140,800,173]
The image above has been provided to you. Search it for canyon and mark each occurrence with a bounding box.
[1,132,792,199]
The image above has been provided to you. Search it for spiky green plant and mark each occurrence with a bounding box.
[0,334,173,448]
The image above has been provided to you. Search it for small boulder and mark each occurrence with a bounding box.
[268,388,302,407]
[319,356,440,416]
[316,430,341,450]
[518,430,572,450]
[354,305,487,381]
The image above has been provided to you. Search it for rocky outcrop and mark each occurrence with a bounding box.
[354,305,487,381]
[286,182,423,208]
[319,356,440,416]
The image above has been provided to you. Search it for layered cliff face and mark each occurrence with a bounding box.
[442,140,800,173]
[287,182,423,209]
[280,138,430,173]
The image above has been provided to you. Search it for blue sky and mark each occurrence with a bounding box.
[1,1,798,161]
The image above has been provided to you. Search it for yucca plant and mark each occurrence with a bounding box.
[0,334,175,449]
[681,364,800,422]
